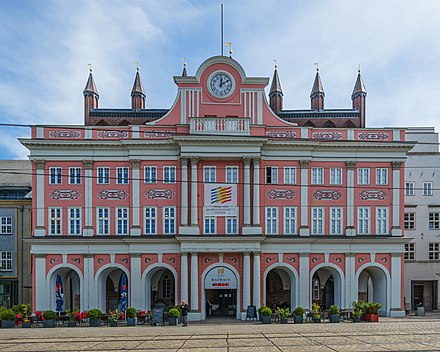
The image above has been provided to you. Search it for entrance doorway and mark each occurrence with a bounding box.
[206,289,236,317]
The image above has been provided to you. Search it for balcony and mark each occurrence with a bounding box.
[190,117,250,136]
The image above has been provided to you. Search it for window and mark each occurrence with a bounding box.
[0,252,12,271]
[226,167,239,184]
[163,207,176,234]
[226,217,238,234]
[266,167,278,184]
[429,212,440,230]
[357,168,370,185]
[116,208,129,235]
[0,217,12,235]
[404,243,415,260]
[116,167,129,184]
[97,208,110,235]
[97,167,110,184]
[49,208,61,235]
[144,166,157,183]
[284,167,296,184]
[69,167,81,184]
[423,182,433,196]
[330,207,343,235]
[284,207,296,235]
[376,207,388,235]
[312,278,320,300]
[358,207,370,235]
[405,182,415,196]
[330,168,342,185]
[404,212,415,230]
[204,217,216,234]
[163,166,176,184]
[312,207,324,235]
[68,208,81,235]
[49,167,62,184]
[204,166,216,183]
[265,207,278,234]
[311,168,324,185]
[162,274,171,299]
[429,243,440,260]
[145,207,157,234]
[376,168,388,185]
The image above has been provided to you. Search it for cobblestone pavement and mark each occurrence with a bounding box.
[1,316,440,351]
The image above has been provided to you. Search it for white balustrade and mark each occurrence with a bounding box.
[190,117,250,135]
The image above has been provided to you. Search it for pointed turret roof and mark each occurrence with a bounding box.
[269,65,283,96]
[352,70,367,96]
[182,62,187,77]
[310,70,325,97]
[83,70,98,96]
[131,68,145,96]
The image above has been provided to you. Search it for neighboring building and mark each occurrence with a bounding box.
[21,55,412,319]
[404,127,440,311]
[0,160,32,307]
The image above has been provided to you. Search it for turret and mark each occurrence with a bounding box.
[182,62,187,77]
[83,68,99,126]
[269,64,283,114]
[310,68,325,111]
[131,67,146,110]
[352,69,367,128]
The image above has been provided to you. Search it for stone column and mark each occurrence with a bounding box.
[34,255,47,309]
[253,158,261,226]
[346,161,356,236]
[390,253,405,317]
[180,157,189,226]
[391,162,403,236]
[190,252,199,311]
[83,254,94,310]
[180,253,189,302]
[243,252,251,313]
[344,253,355,307]
[34,160,46,236]
[131,160,141,236]
[299,253,310,308]
[83,160,94,236]
[130,254,142,308]
[252,252,261,307]
[299,160,310,236]
[243,157,251,226]
[190,157,199,227]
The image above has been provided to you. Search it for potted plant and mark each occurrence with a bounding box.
[312,303,321,323]
[293,306,304,324]
[257,305,266,322]
[277,307,290,324]
[0,308,16,329]
[329,305,340,323]
[21,304,31,328]
[260,306,272,324]
[42,310,56,328]
[87,308,102,327]
[108,310,121,327]
[66,309,77,327]
[352,308,362,322]
[126,307,137,326]
[364,302,381,322]
[351,301,365,322]
[168,308,180,326]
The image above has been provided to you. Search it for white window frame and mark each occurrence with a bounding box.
[204,166,216,183]
[376,207,388,235]
[429,212,440,230]
[226,216,238,235]
[404,212,415,230]
[204,217,216,234]
[49,207,62,235]
[49,167,62,184]
[266,167,278,184]
[68,167,81,185]
[376,168,388,185]
[0,251,12,271]
[311,207,324,235]
[330,168,342,185]
[429,243,440,260]
[284,207,296,235]
[116,207,129,235]
[226,166,239,184]
[116,167,129,184]
[68,207,81,236]
[404,243,415,261]
[284,167,297,184]
[163,207,176,235]
[357,168,370,185]
[97,207,110,235]
[144,207,157,235]
[97,167,110,184]
[311,168,324,185]
[163,166,176,184]
[330,207,343,235]
[144,166,157,183]
[265,207,278,235]
[405,182,415,196]
[0,217,12,235]
[423,182,433,196]
[358,207,370,235]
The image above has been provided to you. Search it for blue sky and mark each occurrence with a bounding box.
[1,0,440,159]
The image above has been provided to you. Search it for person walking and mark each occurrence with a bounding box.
[180,300,189,327]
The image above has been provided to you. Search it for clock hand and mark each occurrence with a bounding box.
[220,77,223,87]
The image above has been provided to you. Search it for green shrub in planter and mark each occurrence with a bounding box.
[352,308,362,322]
[260,307,272,324]
[312,303,321,323]
[42,310,56,328]
[329,305,340,323]
[277,307,290,324]
[0,308,16,329]
[87,308,102,327]
[257,305,266,321]
[126,307,137,326]
[168,308,180,326]
[293,306,304,324]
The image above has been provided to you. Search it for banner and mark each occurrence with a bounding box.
[203,183,238,217]
[205,266,237,289]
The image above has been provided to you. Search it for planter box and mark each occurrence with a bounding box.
[294,315,303,324]
[43,319,56,328]
[89,319,101,327]
[22,322,32,328]
[168,317,178,326]
[67,321,77,327]
[313,318,321,323]
[280,318,288,324]
[329,314,340,323]
[1,320,15,329]
[109,321,118,327]
[127,317,137,326]
[261,315,272,324]
[364,314,379,322]
[352,317,361,323]
[416,307,425,316]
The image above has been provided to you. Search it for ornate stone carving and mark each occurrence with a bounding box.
[253,157,261,165]
[131,159,141,168]
[299,160,310,169]
[358,190,388,200]
[145,189,175,199]
[345,161,356,170]
[190,156,199,166]
[266,131,297,139]
[98,190,128,200]
[267,189,295,199]
[312,132,343,140]
[144,130,175,138]
[49,130,81,139]
[180,157,189,166]
[83,160,93,169]
[313,190,341,200]
[392,161,403,170]
[242,157,251,166]
[97,130,128,139]
[34,160,46,169]
[50,190,80,200]
[357,132,389,141]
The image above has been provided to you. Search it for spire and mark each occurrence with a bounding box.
[310,66,325,111]
[269,63,283,114]
[351,67,367,128]
[269,64,283,96]
[182,61,187,77]
[83,68,98,96]
[310,69,324,97]
[352,69,367,97]
[131,67,145,96]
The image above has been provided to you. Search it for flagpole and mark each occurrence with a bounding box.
[221,4,224,56]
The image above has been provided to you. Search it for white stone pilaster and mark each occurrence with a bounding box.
[243,157,251,226]
[130,254,142,308]
[253,158,260,226]
[346,161,356,236]
[181,253,189,302]
[35,255,47,310]
[131,160,141,236]
[190,252,199,311]
[391,162,402,236]
[390,254,405,317]
[345,254,355,307]
[243,252,251,311]
[34,160,46,236]
[180,157,189,226]
[253,253,261,307]
[190,157,199,227]
[299,253,310,308]
[299,161,310,236]
[83,160,94,236]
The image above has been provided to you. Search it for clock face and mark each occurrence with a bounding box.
[209,72,233,98]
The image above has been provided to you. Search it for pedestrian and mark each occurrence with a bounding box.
[180,299,188,327]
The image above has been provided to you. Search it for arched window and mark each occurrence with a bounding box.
[312,278,320,300]
[162,274,171,299]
